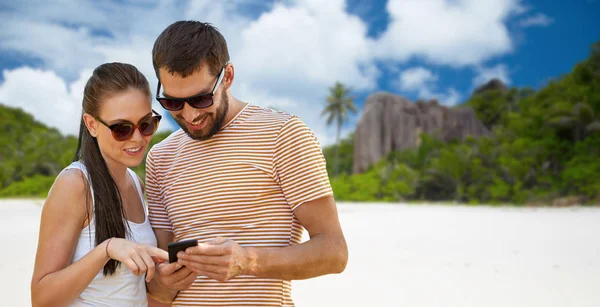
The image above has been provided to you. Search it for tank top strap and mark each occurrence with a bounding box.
[63,161,95,205]
[126,168,147,215]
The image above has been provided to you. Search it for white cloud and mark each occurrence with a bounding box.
[0,3,177,136]
[512,3,530,15]
[0,0,379,146]
[394,67,461,106]
[0,1,192,80]
[418,87,462,106]
[0,67,83,135]
[0,18,107,79]
[473,64,511,87]
[518,13,553,28]
[0,0,548,144]
[434,88,462,106]
[397,67,439,91]
[0,67,174,136]
[375,0,524,66]
[230,0,378,145]
[235,0,378,98]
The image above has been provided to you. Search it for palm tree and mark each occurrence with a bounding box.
[322,82,357,177]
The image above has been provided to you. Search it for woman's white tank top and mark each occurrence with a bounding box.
[65,161,157,307]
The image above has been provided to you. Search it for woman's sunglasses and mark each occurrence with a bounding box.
[94,110,162,142]
[155,66,226,111]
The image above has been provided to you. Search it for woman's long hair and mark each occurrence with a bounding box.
[73,62,151,276]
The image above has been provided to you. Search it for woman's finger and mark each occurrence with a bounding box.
[124,258,140,275]
[139,250,156,282]
[147,246,169,262]
[130,252,147,276]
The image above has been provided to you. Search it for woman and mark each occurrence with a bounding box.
[31,62,169,306]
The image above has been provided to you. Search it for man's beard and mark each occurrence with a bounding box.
[176,94,229,141]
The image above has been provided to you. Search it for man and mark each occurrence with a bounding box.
[146,21,348,306]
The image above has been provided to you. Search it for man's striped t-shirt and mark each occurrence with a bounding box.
[146,104,333,306]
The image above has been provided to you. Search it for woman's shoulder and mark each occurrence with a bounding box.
[43,167,90,220]
[52,162,89,193]
[53,167,88,192]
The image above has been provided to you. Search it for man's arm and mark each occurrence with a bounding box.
[247,195,347,279]
[147,230,198,303]
[178,195,347,281]
[178,116,347,281]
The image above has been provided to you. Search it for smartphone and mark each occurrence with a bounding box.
[168,239,198,263]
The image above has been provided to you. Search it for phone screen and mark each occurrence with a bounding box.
[168,239,198,263]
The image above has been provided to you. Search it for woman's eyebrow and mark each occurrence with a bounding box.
[106,112,153,125]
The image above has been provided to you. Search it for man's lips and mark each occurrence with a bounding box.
[186,117,208,130]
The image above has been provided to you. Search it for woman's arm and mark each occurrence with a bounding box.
[30,169,111,306]
[31,169,169,307]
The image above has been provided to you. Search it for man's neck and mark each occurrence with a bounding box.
[223,97,247,126]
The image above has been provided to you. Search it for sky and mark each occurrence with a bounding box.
[0,0,598,146]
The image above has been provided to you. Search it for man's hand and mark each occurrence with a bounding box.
[177,237,254,282]
[155,261,197,290]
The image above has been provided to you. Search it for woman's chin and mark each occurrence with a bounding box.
[119,154,146,168]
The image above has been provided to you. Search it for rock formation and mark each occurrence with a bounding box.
[473,78,508,95]
[353,92,489,173]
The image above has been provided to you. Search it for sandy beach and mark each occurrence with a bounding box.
[1,199,598,307]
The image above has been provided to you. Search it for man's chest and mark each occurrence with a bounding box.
[163,146,277,197]
[158,147,292,234]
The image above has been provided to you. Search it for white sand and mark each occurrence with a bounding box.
[1,200,599,307]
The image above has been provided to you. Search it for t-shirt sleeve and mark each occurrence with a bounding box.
[273,116,333,211]
[145,149,173,231]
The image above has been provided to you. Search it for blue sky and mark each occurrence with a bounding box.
[0,0,598,145]
[343,0,600,107]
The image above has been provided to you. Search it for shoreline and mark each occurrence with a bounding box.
[2,197,598,209]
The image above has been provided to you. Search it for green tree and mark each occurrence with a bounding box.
[550,102,600,142]
[322,133,354,177]
[322,82,357,177]
[428,144,473,202]
[0,103,172,198]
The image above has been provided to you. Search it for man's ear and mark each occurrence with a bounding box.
[82,113,98,137]
[223,63,235,90]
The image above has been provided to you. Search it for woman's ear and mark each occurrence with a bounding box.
[82,113,98,137]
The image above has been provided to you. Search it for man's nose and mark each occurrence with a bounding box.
[180,102,202,122]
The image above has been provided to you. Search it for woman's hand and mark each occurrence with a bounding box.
[106,238,169,282]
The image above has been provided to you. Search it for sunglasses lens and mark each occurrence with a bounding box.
[158,98,184,111]
[139,118,159,136]
[111,124,134,141]
[188,95,214,109]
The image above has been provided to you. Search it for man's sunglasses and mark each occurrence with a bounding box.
[94,110,162,142]
[155,66,226,111]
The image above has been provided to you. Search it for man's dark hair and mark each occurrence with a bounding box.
[152,21,230,78]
